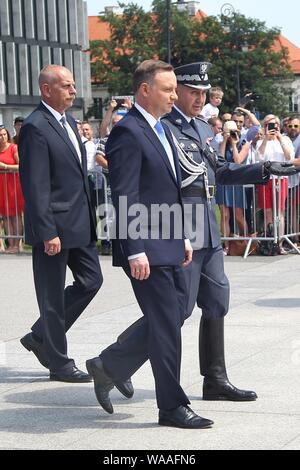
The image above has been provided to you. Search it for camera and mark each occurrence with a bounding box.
[239,92,260,109]
[267,122,277,131]
[230,130,238,139]
[113,96,126,110]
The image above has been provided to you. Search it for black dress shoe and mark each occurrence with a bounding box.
[158,405,213,429]
[203,378,258,401]
[20,333,50,369]
[50,366,92,383]
[86,357,114,414]
[114,378,134,399]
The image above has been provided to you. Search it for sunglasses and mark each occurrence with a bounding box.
[288,124,299,129]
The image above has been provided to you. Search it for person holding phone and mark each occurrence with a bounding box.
[257,114,295,253]
[99,97,133,138]
[216,120,250,254]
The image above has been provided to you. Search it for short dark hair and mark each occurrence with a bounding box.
[133,60,173,94]
[14,116,24,124]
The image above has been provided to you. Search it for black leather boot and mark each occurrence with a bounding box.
[199,317,257,401]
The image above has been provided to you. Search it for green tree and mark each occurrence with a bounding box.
[89,1,200,95]
[89,1,293,116]
[194,11,293,116]
[90,2,156,95]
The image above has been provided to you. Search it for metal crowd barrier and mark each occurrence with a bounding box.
[218,176,300,258]
[2,168,300,258]
[0,169,24,253]
[0,169,113,252]
[88,171,113,242]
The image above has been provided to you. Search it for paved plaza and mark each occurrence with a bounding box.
[0,253,300,450]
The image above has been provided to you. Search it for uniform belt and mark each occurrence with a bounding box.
[181,186,216,198]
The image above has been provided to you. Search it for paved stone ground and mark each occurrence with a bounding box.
[0,253,300,450]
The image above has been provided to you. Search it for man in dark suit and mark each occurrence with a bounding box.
[18,65,103,382]
[86,61,299,408]
[86,60,214,429]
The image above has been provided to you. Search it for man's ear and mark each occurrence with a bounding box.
[140,82,150,98]
[41,83,51,99]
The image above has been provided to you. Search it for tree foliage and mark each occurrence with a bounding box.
[89,1,293,117]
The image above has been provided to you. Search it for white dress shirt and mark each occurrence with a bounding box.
[42,101,82,164]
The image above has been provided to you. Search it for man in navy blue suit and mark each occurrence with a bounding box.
[18,65,104,383]
[86,60,214,429]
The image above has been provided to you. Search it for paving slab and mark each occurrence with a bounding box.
[1,254,300,450]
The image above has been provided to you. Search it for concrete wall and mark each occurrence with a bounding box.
[0,0,91,132]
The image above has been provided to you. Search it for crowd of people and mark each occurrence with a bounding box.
[1,79,300,257]
[194,84,300,254]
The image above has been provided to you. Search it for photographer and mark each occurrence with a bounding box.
[99,97,133,138]
[235,106,260,129]
[217,121,250,253]
[257,114,295,254]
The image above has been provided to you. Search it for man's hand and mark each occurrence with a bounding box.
[182,239,193,268]
[263,161,300,177]
[44,237,61,256]
[129,255,150,281]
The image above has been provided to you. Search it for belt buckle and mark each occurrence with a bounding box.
[208,185,215,199]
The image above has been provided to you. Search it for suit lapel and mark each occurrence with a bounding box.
[39,103,83,171]
[131,107,179,186]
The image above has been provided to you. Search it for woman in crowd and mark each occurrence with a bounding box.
[0,125,24,253]
[257,114,294,254]
[217,120,250,254]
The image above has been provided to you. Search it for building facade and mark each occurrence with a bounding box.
[0,0,91,133]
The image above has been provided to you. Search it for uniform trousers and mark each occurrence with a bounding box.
[184,244,230,320]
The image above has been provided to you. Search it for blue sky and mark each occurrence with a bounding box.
[86,1,299,47]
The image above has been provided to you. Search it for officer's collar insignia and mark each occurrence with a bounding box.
[175,119,182,125]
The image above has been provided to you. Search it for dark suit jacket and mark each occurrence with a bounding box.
[106,106,185,267]
[19,102,96,248]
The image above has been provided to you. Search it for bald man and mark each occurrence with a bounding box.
[18,65,103,382]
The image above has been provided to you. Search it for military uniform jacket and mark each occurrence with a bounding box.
[162,108,268,250]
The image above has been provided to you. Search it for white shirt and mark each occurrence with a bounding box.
[84,139,97,172]
[201,103,219,121]
[42,100,82,164]
[256,136,295,162]
[134,103,177,178]
[173,105,194,124]
[257,136,295,180]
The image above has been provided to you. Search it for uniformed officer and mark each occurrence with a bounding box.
[93,61,298,403]
[161,61,297,400]
[162,61,260,401]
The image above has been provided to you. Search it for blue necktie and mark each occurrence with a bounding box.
[155,121,169,148]
[154,121,177,178]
